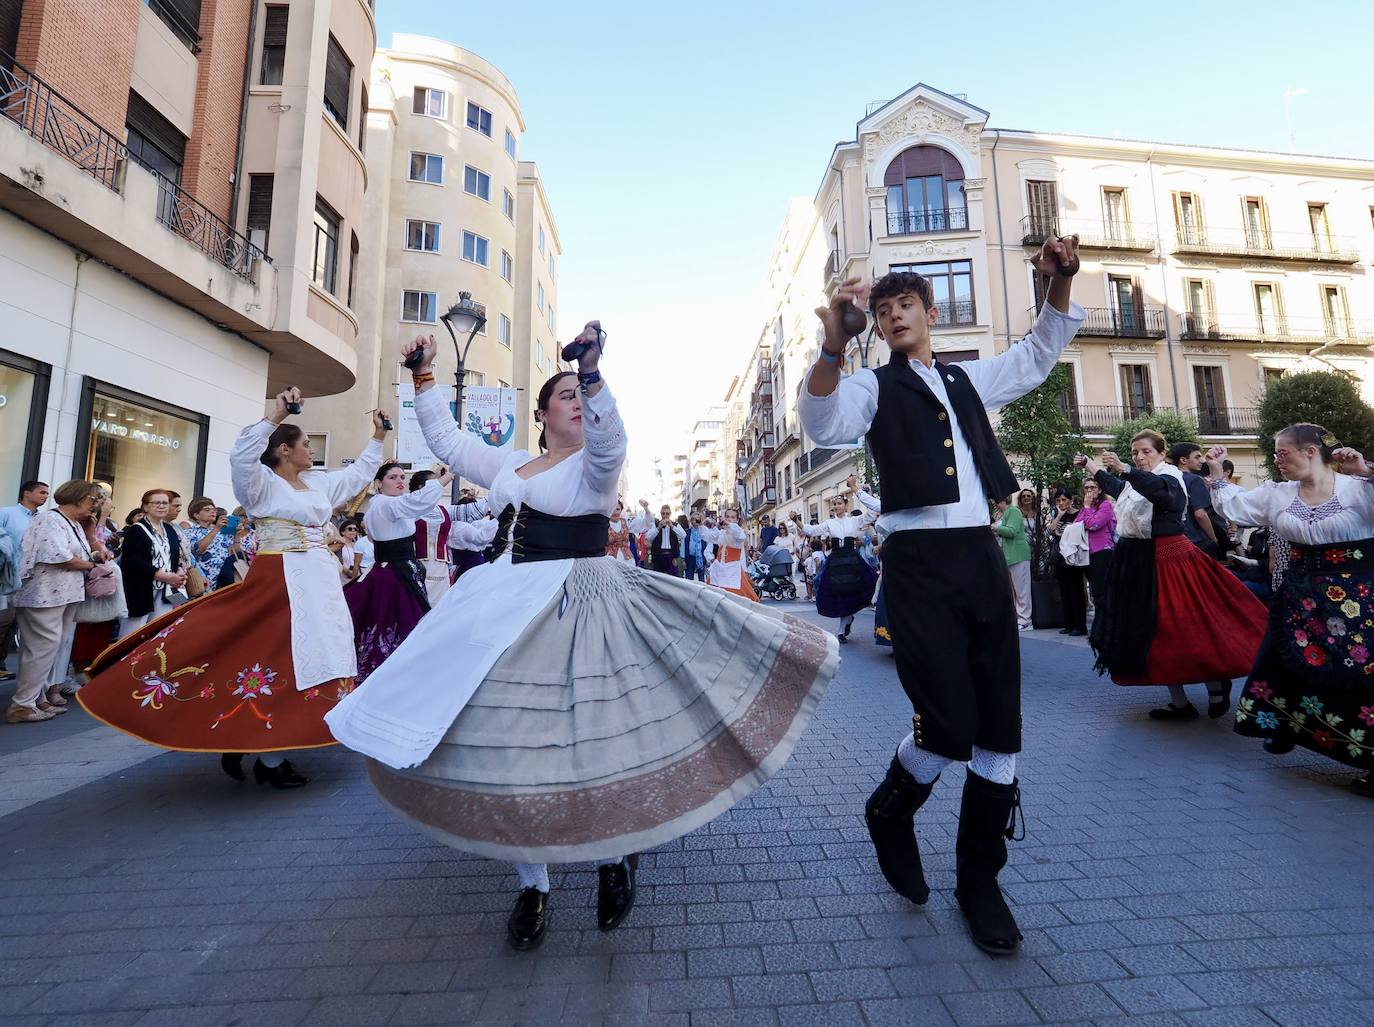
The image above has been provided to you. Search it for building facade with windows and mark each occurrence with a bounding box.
[305,34,562,462]
[806,84,1374,492]
[685,407,726,512]
[1,0,375,510]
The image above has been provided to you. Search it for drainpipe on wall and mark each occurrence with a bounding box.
[1145,146,1182,409]
[227,0,260,229]
[55,253,87,451]
[989,130,1013,347]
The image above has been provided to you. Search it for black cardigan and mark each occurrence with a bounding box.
[119,522,183,617]
[1094,467,1186,538]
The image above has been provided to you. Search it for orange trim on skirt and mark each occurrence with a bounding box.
[77,554,351,753]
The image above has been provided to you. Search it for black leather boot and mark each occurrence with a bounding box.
[597,854,639,931]
[220,753,245,781]
[954,770,1024,957]
[507,887,549,950]
[253,758,308,789]
[864,755,937,904]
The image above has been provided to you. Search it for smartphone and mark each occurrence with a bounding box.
[222,514,240,535]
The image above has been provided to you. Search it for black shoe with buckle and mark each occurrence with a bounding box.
[597,854,639,932]
[508,887,549,950]
[1207,681,1233,719]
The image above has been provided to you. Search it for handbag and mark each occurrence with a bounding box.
[185,563,208,599]
[85,562,118,598]
[1059,520,1090,568]
[76,564,128,623]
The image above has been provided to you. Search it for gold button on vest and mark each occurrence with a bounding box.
[937,412,947,421]
[945,466,955,476]
[943,438,953,448]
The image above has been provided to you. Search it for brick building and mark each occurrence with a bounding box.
[0,0,375,511]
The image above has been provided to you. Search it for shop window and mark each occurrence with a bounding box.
[75,380,206,515]
[0,350,51,503]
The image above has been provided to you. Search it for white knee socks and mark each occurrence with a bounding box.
[896,732,1016,786]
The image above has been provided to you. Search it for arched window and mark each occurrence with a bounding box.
[884,146,966,235]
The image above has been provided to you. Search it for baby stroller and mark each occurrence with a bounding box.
[752,544,798,601]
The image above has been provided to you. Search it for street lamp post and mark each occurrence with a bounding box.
[438,291,488,502]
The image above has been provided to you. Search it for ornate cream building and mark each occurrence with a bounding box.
[306,34,563,462]
[706,82,1374,527]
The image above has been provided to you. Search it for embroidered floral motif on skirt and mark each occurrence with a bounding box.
[1234,539,1374,771]
[77,554,351,753]
[345,561,428,684]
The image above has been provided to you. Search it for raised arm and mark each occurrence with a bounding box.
[1092,468,1127,500]
[448,517,499,551]
[229,417,280,512]
[580,381,628,497]
[1123,468,1185,510]
[380,479,446,522]
[1208,481,1284,529]
[309,422,385,506]
[854,489,882,516]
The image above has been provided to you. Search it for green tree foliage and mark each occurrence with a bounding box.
[1256,370,1374,480]
[996,364,1088,578]
[1107,410,1199,460]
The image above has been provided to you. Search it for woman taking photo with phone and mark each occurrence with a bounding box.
[79,391,387,789]
[327,323,838,952]
[185,498,240,593]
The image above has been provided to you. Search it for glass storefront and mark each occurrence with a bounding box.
[0,351,49,503]
[78,382,206,517]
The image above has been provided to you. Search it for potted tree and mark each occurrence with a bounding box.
[995,365,1088,629]
[1256,370,1374,479]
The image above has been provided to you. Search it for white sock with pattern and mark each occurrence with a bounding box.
[896,732,950,785]
[968,747,1016,785]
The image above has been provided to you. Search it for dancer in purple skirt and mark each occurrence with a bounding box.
[346,462,494,683]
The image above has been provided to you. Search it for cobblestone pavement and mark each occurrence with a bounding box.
[2,602,1373,1026]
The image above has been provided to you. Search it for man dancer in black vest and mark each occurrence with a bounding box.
[798,236,1081,955]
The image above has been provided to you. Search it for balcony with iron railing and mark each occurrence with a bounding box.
[1054,305,1167,339]
[933,298,977,328]
[0,51,267,279]
[1065,404,1260,437]
[826,250,841,281]
[1021,215,1156,252]
[1180,313,1374,346]
[796,446,845,479]
[1172,225,1359,264]
[886,206,969,237]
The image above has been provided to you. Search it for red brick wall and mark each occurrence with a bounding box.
[15,0,139,137]
[182,0,249,224]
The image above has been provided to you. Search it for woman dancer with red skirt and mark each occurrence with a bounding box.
[1084,429,1265,719]
[79,392,386,787]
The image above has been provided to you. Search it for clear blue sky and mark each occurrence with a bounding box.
[377,0,1374,495]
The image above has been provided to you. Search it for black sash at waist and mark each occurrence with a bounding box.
[372,537,418,564]
[485,504,610,564]
[1287,537,1374,575]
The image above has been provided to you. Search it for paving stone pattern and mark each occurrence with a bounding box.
[1,605,1372,1025]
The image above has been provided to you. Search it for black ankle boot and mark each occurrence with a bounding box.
[1263,729,1297,755]
[508,887,549,950]
[954,770,1024,957]
[597,854,639,931]
[253,758,308,789]
[220,753,245,781]
[864,755,937,904]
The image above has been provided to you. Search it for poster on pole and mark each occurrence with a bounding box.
[394,383,451,467]
[461,386,519,450]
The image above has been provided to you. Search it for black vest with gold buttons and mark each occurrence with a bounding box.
[866,354,1020,513]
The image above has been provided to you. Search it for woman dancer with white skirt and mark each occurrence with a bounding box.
[327,323,839,951]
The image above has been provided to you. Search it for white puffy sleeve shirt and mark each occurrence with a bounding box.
[229,420,382,689]
[327,382,629,767]
[797,302,1083,532]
